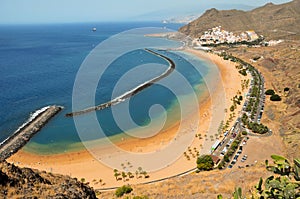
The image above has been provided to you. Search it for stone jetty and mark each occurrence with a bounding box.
[66,48,175,117]
[0,105,63,161]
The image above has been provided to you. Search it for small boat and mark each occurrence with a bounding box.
[92,27,97,32]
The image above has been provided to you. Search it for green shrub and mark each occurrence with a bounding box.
[284,87,290,92]
[248,122,269,134]
[239,69,247,76]
[218,161,225,169]
[217,164,223,170]
[115,185,133,197]
[196,155,214,171]
[242,131,247,135]
[224,155,230,163]
[231,142,239,150]
[265,89,275,95]
[227,149,235,156]
[133,196,149,199]
[270,94,281,101]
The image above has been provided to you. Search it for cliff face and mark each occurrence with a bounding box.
[0,161,97,199]
[179,0,300,40]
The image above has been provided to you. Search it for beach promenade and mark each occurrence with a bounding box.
[0,105,63,161]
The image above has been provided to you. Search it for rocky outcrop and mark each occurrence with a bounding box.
[0,161,97,199]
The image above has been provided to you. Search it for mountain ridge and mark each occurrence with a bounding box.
[179,0,300,40]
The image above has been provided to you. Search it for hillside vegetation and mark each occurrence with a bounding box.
[179,0,300,40]
[0,161,96,198]
[226,41,300,159]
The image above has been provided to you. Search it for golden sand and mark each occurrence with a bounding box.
[8,48,248,189]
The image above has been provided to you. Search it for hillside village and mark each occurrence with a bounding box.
[194,26,260,46]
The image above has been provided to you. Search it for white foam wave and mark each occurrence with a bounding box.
[0,106,51,146]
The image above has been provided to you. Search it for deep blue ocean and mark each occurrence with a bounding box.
[0,22,212,154]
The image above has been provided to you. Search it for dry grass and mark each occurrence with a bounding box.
[0,161,96,198]
[227,40,300,159]
[98,165,271,198]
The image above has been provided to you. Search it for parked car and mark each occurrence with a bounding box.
[221,148,228,156]
[241,155,248,162]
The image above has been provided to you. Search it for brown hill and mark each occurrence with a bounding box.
[179,0,300,40]
[0,160,97,198]
[225,41,300,160]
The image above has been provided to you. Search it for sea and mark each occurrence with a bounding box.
[0,22,216,154]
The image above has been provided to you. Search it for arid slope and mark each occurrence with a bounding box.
[179,0,300,40]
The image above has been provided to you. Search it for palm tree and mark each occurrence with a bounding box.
[138,167,143,173]
[135,170,139,179]
[114,172,120,181]
[141,171,148,178]
[127,172,133,179]
[121,163,125,169]
[121,172,127,182]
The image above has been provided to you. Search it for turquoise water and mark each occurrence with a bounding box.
[0,22,214,154]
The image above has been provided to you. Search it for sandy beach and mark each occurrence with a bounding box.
[7,48,248,189]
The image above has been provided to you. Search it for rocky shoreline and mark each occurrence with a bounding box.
[0,105,63,161]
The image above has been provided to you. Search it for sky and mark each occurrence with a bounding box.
[0,0,293,24]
